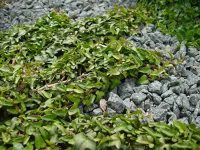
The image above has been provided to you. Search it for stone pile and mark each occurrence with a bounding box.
[0,0,136,30]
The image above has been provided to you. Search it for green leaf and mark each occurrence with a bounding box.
[138,75,149,84]
[24,143,33,150]
[38,90,52,99]
[41,114,57,121]
[139,65,152,74]
[173,121,187,133]
[2,132,11,143]
[34,134,46,149]
[136,135,154,148]
[13,143,24,150]
[68,108,80,116]
[95,90,105,101]
[108,68,121,76]
[74,133,96,150]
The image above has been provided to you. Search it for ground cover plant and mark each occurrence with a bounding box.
[0,1,200,149]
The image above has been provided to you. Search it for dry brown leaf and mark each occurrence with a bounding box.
[99,99,107,112]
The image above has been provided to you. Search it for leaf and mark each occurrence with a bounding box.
[74,133,96,150]
[34,134,46,149]
[173,121,187,133]
[68,108,80,116]
[150,68,165,77]
[136,135,154,148]
[2,132,11,143]
[24,143,33,150]
[0,146,6,150]
[139,65,152,74]
[138,75,149,84]
[41,114,57,121]
[13,143,24,150]
[108,68,121,76]
[96,90,105,101]
[52,109,67,117]
[38,90,52,99]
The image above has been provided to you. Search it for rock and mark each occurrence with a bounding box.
[187,73,200,86]
[190,66,200,75]
[84,104,98,113]
[107,92,125,113]
[164,94,177,106]
[130,92,147,105]
[168,81,180,88]
[179,82,189,94]
[123,98,137,112]
[174,42,186,59]
[195,116,200,127]
[151,93,162,105]
[173,103,180,118]
[92,108,103,115]
[149,102,170,122]
[188,47,199,57]
[195,55,200,62]
[107,107,116,115]
[182,96,191,111]
[144,99,154,111]
[151,107,168,122]
[193,101,200,117]
[167,112,177,124]
[180,109,193,122]
[179,42,187,57]
[158,102,171,110]
[170,86,182,95]
[140,89,150,95]
[161,82,169,93]
[176,94,187,108]
[189,94,200,107]
[161,90,173,99]
[133,85,148,93]
[118,78,135,99]
[138,101,145,110]
[26,0,33,5]
[188,87,200,94]
[185,57,195,68]
[148,81,162,94]
[175,65,188,77]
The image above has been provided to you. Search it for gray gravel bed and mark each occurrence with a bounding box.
[0,0,137,30]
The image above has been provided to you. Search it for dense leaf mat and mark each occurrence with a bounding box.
[0,2,200,149]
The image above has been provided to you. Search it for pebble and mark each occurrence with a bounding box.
[107,92,125,113]
[131,92,147,105]
[148,81,162,95]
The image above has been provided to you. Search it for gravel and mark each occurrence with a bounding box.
[0,0,137,30]
[1,0,200,127]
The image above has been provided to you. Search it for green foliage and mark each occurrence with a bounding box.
[0,2,199,149]
[0,9,168,116]
[0,110,200,149]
